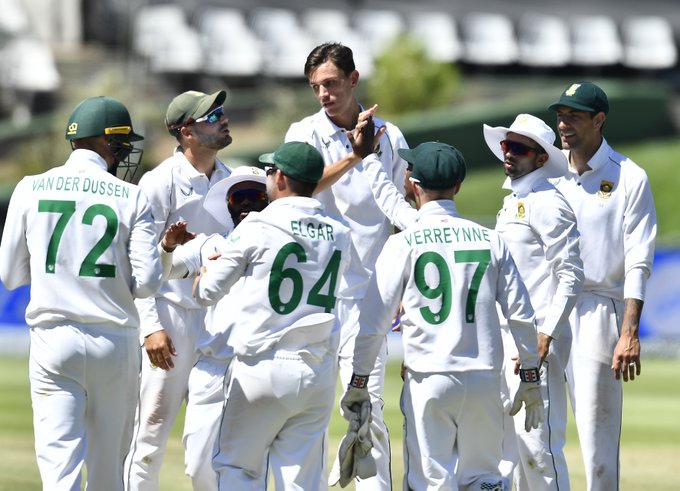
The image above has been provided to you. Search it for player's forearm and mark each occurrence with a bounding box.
[621,298,643,338]
[360,155,417,230]
[313,153,362,194]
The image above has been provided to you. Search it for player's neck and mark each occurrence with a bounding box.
[183,147,218,179]
[327,102,361,131]
[568,137,602,175]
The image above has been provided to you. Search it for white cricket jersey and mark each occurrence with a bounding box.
[135,148,231,337]
[551,139,656,301]
[161,232,238,360]
[285,108,409,274]
[352,200,539,375]
[194,196,369,357]
[0,149,162,328]
[495,170,584,339]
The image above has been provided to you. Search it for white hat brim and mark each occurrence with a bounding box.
[483,124,567,178]
[203,169,267,229]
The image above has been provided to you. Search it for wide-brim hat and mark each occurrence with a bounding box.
[203,166,267,228]
[483,114,567,178]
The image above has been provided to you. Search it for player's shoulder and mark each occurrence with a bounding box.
[286,112,321,138]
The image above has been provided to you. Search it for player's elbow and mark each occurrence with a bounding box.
[131,271,162,299]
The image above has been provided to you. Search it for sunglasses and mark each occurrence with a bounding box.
[500,140,542,157]
[406,163,413,172]
[228,189,267,206]
[194,106,224,124]
[264,165,278,177]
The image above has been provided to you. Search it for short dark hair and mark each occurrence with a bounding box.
[304,42,356,78]
[285,175,317,197]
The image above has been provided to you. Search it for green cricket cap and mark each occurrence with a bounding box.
[65,96,143,141]
[258,141,324,184]
[399,142,466,189]
[548,82,609,114]
[165,90,227,133]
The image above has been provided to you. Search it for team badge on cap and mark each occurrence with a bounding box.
[565,84,581,96]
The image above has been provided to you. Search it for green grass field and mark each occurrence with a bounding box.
[1,356,679,490]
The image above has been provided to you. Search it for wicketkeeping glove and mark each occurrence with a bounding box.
[510,376,544,432]
[340,374,370,420]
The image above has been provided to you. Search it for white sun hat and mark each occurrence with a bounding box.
[203,165,267,228]
[482,113,567,178]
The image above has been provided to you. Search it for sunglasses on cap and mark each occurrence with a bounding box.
[194,106,224,124]
[500,140,542,157]
[228,189,267,206]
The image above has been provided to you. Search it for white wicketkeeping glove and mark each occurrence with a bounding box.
[340,374,371,420]
[510,381,544,432]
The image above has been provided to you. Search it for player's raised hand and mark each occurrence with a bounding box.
[144,330,177,370]
[348,104,385,159]
[161,220,196,252]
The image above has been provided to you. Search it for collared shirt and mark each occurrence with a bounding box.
[135,147,231,336]
[0,149,162,328]
[285,107,409,271]
[551,138,656,301]
[194,197,369,357]
[496,170,583,339]
[353,199,539,375]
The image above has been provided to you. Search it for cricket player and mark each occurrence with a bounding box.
[158,165,268,491]
[341,142,545,491]
[483,114,584,490]
[548,82,656,490]
[0,96,162,490]
[286,42,409,489]
[126,90,233,491]
[193,142,369,490]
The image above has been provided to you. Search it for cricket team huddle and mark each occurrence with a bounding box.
[0,42,656,491]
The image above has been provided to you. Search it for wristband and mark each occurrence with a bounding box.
[349,373,369,389]
[519,367,540,383]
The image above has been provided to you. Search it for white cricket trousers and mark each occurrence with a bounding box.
[499,323,572,490]
[565,292,623,491]
[29,324,139,491]
[337,298,391,491]
[125,299,204,491]
[182,355,232,491]
[214,348,337,491]
[403,370,507,491]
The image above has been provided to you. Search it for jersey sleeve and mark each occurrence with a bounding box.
[622,167,656,301]
[360,154,418,231]
[194,227,252,306]
[384,122,409,197]
[0,179,31,289]
[493,234,540,368]
[134,172,173,336]
[532,193,584,339]
[128,191,163,299]
[352,236,408,375]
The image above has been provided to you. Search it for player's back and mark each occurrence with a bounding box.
[386,201,517,373]
[2,150,161,328]
[217,196,355,357]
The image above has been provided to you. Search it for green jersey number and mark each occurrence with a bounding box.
[414,249,491,324]
[38,199,119,278]
[268,242,342,314]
